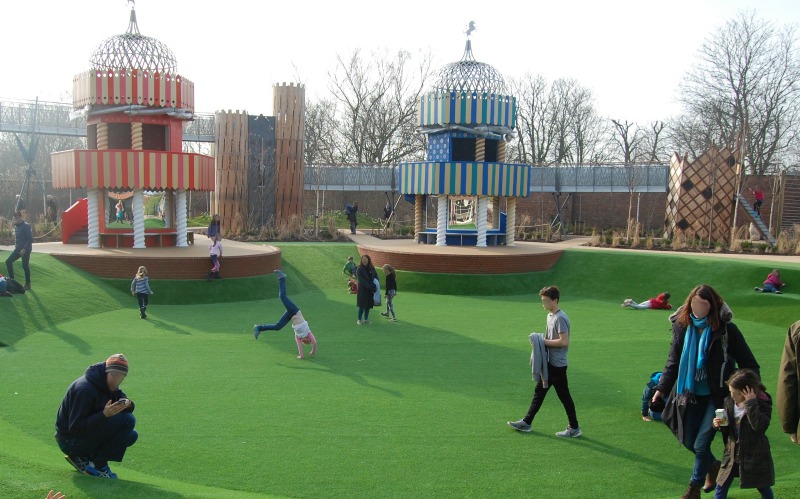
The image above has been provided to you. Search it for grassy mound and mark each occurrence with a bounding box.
[1,245,798,498]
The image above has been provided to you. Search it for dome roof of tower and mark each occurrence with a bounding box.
[89,6,177,73]
[432,40,507,95]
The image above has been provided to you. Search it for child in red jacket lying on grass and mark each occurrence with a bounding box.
[621,292,671,310]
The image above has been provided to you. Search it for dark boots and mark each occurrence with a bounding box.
[139,307,147,319]
[214,271,221,280]
[681,483,701,499]
[703,460,721,493]
[206,271,221,281]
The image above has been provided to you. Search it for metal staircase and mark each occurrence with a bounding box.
[736,193,776,246]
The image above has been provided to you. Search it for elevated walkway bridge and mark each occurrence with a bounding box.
[1,98,667,193]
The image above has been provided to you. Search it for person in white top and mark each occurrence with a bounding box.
[207,234,223,280]
[253,270,317,359]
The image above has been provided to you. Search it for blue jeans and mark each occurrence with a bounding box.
[358,307,370,321]
[714,463,773,499]
[255,277,299,332]
[56,412,137,467]
[762,283,779,293]
[683,396,718,486]
[5,248,30,284]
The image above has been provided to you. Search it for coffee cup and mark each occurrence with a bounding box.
[714,408,728,426]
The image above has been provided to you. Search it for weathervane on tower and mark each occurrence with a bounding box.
[465,21,476,38]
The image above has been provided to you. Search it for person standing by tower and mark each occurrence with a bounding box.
[5,211,33,290]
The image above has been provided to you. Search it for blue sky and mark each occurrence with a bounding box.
[1,0,799,123]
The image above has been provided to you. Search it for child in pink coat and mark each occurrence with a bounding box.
[755,269,785,294]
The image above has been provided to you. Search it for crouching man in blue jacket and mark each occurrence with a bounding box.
[55,354,138,478]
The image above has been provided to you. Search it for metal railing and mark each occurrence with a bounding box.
[305,164,668,193]
[0,98,86,136]
[0,98,215,142]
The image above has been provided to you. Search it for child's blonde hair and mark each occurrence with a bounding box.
[136,266,148,278]
[382,264,395,274]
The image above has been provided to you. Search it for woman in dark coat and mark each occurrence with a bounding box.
[356,254,377,325]
[651,285,760,499]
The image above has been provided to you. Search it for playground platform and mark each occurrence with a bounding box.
[4,239,282,280]
[3,233,586,279]
[349,231,589,274]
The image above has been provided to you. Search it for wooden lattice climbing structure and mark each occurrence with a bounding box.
[665,146,740,244]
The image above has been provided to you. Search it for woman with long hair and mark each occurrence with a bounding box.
[651,285,760,499]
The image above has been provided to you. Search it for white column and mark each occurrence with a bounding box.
[476,196,488,247]
[176,190,188,247]
[436,195,448,246]
[87,188,101,248]
[506,198,516,247]
[132,190,146,249]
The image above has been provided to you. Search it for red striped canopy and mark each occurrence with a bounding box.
[51,149,215,191]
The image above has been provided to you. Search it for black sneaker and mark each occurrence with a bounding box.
[381,312,389,317]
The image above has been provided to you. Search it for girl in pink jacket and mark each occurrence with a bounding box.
[755,269,784,294]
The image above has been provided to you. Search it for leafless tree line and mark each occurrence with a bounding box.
[304,10,800,175]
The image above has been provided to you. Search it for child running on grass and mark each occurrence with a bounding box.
[380,264,397,321]
[130,266,154,319]
[712,368,775,498]
[253,270,317,359]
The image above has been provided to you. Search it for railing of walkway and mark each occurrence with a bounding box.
[0,98,86,135]
[304,164,669,193]
[0,99,214,142]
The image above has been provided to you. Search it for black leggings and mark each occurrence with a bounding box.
[524,364,579,429]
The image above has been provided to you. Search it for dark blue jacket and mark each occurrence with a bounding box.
[55,362,134,439]
[14,220,32,252]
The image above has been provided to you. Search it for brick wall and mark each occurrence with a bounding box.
[52,252,282,279]
[359,245,563,274]
[303,190,668,232]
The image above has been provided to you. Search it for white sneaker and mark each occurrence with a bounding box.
[555,426,582,438]
[357,320,362,325]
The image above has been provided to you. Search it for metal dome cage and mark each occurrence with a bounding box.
[89,6,177,73]
[432,40,508,95]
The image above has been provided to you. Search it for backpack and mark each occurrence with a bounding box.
[6,278,25,294]
[344,204,353,216]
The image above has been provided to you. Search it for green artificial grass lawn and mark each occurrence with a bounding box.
[1,245,800,498]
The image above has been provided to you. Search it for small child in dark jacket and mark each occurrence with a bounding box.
[641,371,665,422]
[712,368,775,499]
[130,266,154,319]
[380,264,397,321]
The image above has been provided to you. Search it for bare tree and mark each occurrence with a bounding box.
[509,75,608,165]
[677,10,800,174]
[611,119,644,164]
[635,121,667,163]
[328,48,432,165]
[304,98,341,166]
[509,74,556,165]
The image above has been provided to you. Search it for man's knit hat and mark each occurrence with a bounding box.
[105,354,129,375]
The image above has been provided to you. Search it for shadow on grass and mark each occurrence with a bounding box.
[279,358,404,398]
[546,434,688,482]
[70,474,184,499]
[145,317,192,335]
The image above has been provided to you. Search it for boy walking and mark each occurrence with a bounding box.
[508,285,582,437]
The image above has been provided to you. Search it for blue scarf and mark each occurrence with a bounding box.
[676,314,712,395]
